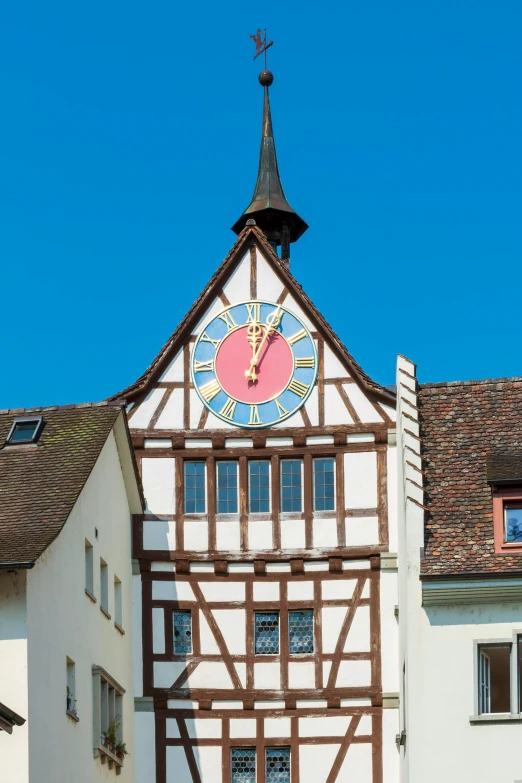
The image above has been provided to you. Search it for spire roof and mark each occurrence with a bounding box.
[231,70,308,252]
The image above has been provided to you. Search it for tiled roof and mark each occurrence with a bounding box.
[0,403,124,566]
[419,376,522,578]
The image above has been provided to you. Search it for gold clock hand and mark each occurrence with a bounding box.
[245,305,283,382]
[245,320,263,382]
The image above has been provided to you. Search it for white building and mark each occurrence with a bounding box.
[111,66,401,783]
[0,402,143,783]
[397,356,522,783]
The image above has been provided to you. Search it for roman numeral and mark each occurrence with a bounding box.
[220,398,237,420]
[199,379,221,402]
[295,356,315,368]
[194,359,214,373]
[249,405,261,425]
[201,332,220,348]
[288,329,307,345]
[288,378,309,398]
[218,310,238,331]
[246,302,261,323]
[275,399,288,419]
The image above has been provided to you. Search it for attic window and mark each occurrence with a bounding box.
[7,417,43,445]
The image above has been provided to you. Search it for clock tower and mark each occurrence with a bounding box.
[112,65,399,783]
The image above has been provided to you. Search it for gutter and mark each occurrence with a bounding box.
[0,701,25,734]
[0,562,34,571]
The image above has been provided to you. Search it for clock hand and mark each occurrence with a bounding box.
[245,305,283,382]
[245,320,263,382]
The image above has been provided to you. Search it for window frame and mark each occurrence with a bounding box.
[254,610,280,655]
[312,457,336,512]
[173,609,193,655]
[473,635,522,717]
[216,460,239,515]
[248,460,271,514]
[231,747,256,783]
[265,746,291,783]
[6,416,43,445]
[114,575,123,631]
[280,459,304,513]
[492,488,522,553]
[92,665,126,766]
[184,461,207,514]
[100,558,109,617]
[288,609,314,655]
[85,539,95,600]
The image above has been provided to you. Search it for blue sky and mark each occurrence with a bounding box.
[2,1,521,408]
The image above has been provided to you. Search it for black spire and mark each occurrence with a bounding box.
[232,70,308,263]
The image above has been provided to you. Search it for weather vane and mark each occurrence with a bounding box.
[250,28,273,69]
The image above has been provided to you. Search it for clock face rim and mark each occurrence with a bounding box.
[191,299,318,429]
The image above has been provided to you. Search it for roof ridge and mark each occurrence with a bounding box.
[0,400,125,416]
[420,375,522,390]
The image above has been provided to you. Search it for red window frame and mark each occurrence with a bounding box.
[492,487,522,553]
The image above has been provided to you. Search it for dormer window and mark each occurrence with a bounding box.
[7,417,43,445]
[504,504,522,543]
[487,453,522,553]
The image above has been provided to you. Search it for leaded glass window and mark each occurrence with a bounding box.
[231,748,256,783]
[266,748,290,783]
[249,460,271,513]
[313,458,335,511]
[288,610,314,654]
[280,460,302,512]
[173,610,192,654]
[217,461,238,514]
[504,505,522,543]
[254,612,279,654]
[184,462,206,513]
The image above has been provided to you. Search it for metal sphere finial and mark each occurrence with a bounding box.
[258,70,274,87]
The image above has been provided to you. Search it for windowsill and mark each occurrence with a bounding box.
[100,606,111,620]
[114,622,125,635]
[85,588,97,603]
[470,713,522,724]
[66,709,79,723]
[97,742,124,774]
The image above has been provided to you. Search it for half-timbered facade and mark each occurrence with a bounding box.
[113,68,399,783]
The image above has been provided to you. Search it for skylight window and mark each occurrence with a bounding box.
[6,417,43,445]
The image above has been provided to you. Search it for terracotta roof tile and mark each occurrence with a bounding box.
[0,403,124,566]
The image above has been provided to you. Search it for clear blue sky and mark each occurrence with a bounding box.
[2,1,521,409]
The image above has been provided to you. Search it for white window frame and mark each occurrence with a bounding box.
[114,575,123,630]
[248,459,271,514]
[92,665,126,767]
[216,460,239,516]
[280,458,304,514]
[312,456,336,512]
[184,460,207,514]
[85,539,94,599]
[100,558,109,617]
[473,635,522,717]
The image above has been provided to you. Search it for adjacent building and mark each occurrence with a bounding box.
[0,402,143,782]
[397,357,522,783]
[112,67,400,783]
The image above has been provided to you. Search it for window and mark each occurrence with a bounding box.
[66,658,77,716]
[504,504,522,543]
[289,610,314,654]
[313,458,335,511]
[280,460,303,512]
[92,666,125,766]
[100,559,109,615]
[478,644,511,714]
[231,748,256,783]
[216,461,238,514]
[184,462,206,513]
[6,416,43,444]
[266,748,290,783]
[249,460,270,513]
[519,637,522,712]
[85,539,94,597]
[173,611,192,654]
[114,576,122,629]
[255,612,279,654]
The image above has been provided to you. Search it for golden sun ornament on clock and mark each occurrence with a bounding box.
[191,301,318,428]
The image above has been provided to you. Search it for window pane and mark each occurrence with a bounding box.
[266,748,290,783]
[504,506,522,543]
[280,460,302,512]
[255,612,279,654]
[173,611,192,654]
[10,421,39,443]
[216,461,238,514]
[313,458,335,512]
[184,462,206,513]
[478,645,511,714]
[289,610,314,654]
[249,461,271,513]
[231,748,256,783]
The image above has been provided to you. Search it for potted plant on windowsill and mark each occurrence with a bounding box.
[101,716,120,753]
[114,741,129,760]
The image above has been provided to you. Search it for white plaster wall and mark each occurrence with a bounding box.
[135,712,156,782]
[155,388,184,429]
[383,710,400,783]
[167,745,193,783]
[312,517,338,548]
[216,520,241,551]
[323,344,350,379]
[248,520,273,550]
[299,744,339,783]
[256,251,285,302]
[160,349,184,382]
[344,605,370,652]
[380,571,399,694]
[0,570,28,782]
[129,388,165,430]
[338,743,372,783]
[407,604,522,783]
[142,457,176,514]
[25,430,135,783]
[222,250,251,302]
[143,520,176,550]
[344,452,378,509]
[387,444,398,552]
[344,384,383,423]
[345,516,379,546]
[281,518,306,549]
[211,609,246,654]
[324,384,353,425]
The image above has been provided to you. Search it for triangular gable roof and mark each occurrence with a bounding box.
[109,226,395,408]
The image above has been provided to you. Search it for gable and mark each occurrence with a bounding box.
[112,226,395,433]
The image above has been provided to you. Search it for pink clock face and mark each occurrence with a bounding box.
[215,325,293,404]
